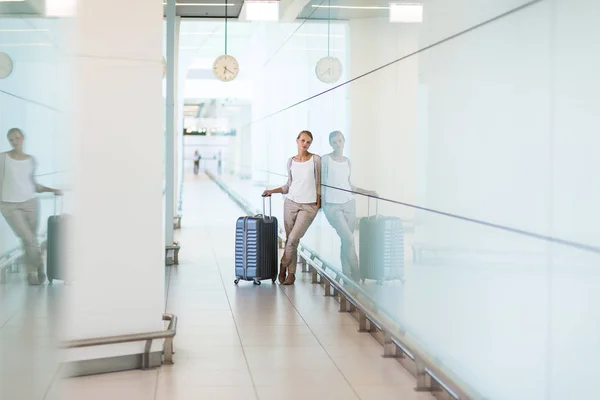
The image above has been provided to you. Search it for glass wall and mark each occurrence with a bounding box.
[0,18,70,273]
[0,16,72,400]
[181,0,600,398]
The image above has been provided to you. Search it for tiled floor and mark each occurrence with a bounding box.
[0,252,63,400]
[16,170,432,400]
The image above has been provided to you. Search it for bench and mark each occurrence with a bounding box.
[173,215,182,230]
[165,242,181,265]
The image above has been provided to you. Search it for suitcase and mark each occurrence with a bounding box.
[359,198,404,284]
[46,196,69,283]
[234,196,278,285]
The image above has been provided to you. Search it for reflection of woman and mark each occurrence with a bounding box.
[262,130,321,285]
[0,128,62,285]
[322,131,375,281]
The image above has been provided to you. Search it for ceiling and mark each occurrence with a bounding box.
[297,0,392,20]
[163,0,245,18]
[0,0,43,16]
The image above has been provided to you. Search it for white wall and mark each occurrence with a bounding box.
[64,0,165,361]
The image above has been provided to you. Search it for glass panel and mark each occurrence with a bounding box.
[0,16,71,400]
[180,0,600,397]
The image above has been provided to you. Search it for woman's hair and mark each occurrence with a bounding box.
[329,130,344,144]
[7,128,23,138]
[297,130,313,140]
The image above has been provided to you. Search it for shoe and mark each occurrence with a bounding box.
[283,273,296,285]
[278,266,287,284]
[27,272,40,285]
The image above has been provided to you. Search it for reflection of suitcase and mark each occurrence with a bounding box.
[47,197,69,283]
[359,199,404,284]
[234,197,278,285]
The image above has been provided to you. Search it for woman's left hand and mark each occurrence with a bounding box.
[53,189,63,196]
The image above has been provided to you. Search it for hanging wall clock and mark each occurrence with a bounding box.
[213,0,239,82]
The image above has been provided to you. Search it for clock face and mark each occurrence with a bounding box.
[0,52,14,79]
[213,54,239,82]
[315,56,342,84]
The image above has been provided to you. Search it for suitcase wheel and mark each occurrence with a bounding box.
[253,279,261,286]
[234,278,240,285]
[271,278,276,283]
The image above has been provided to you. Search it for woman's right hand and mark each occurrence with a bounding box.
[262,189,273,197]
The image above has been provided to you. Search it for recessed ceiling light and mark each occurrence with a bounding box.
[243,0,279,21]
[311,5,388,10]
[163,2,235,6]
[389,2,423,23]
[46,0,77,16]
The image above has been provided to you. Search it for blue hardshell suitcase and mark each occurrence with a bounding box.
[234,197,278,285]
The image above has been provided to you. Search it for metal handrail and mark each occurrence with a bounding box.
[62,313,177,368]
[206,170,484,400]
[298,247,480,400]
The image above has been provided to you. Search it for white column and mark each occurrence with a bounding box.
[65,0,165,363]
[165,0,176,245]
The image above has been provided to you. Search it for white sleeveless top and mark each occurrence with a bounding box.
[287,156,317,204]
[324,158,354,204]
[1,156,36,203]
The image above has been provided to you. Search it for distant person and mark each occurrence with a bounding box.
[193,150,201,175]
[0,128,62,285]
[322,131,376,282]
[217,151,222,175]
[262,130,321,285]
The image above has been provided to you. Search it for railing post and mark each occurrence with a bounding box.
[163,337,174,365]
[339,293,348,312]
[383,332,403,359]
[300,257,307,272]
[324,280,331,296]
[358,310,369,332]
[141,339,153,370]
[415,357,433,392]
[311,268,318,284]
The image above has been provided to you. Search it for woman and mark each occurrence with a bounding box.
[262,130,321,285]
[0,128,62,285]
[322,130,376,282]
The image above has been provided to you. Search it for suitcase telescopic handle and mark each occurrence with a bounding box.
[54,195,63,217]
[262,195,272,219]
[367,197,379,219]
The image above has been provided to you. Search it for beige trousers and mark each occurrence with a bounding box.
[0,198,43,274]
[323,200,360,280]
[282,198,318,273]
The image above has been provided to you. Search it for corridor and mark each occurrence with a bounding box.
[52,172,431,400]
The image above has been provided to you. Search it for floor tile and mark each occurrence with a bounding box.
[48,370,158,400]
[353,384,436,400]
[155,385,257,400]
[255,383,359,400]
